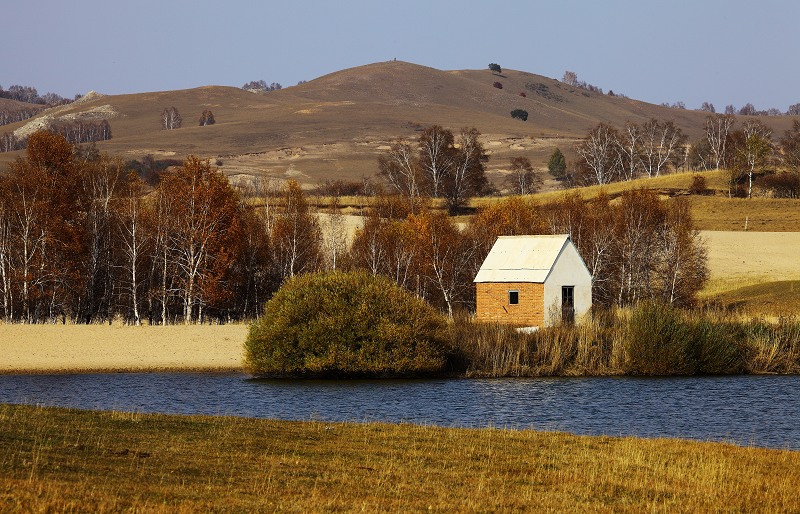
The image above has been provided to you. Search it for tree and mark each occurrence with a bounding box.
[417,125,454,197]
[161,107,182,130]
[118,172,148,325]
[547,148,567,180]
[442,127,488,214]
[787,103,800,116]
[738,103,757,116]
[699,102,716,113]
[510,109,528,121]
[576,123,622,185]
[506,156,541,195]
[732,120,773,198]
[378,139,424,211]
[156,157,244,323]
[199,110,215,126]
[617,122,642,181]
[408,210,475,317]
[704,114,735,170]
[270,180,323,281]
[562,71,578,86]
[724,105,736,115]
[488,63,502,74]
[779,120,800,172]
[639,119,687,177]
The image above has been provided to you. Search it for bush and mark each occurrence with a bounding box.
[689,174,707,195]
[493,82,503,89]
[244,271,450,377]
[624,302,745,375]
[510,109,528,121]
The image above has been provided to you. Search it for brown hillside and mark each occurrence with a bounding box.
[2,61,798,188]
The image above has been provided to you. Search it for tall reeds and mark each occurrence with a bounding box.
[449,306,800,377]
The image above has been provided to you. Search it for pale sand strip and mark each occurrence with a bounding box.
[0,324,249,373]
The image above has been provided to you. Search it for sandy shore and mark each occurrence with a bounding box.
[0,324,248,374]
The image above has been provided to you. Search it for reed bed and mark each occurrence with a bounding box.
[450,306,800,377]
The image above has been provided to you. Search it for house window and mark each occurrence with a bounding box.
[562,286,575,324]
[508,290,519,305]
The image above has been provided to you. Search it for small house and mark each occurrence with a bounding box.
[474,235,592,327]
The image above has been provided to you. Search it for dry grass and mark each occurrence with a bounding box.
[701,231,800,300]
[0,323,247,373]
[1,403,799,512]
[709,281,800,316]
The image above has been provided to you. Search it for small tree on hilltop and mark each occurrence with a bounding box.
[488,63,502,74]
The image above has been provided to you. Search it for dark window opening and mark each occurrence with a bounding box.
[508,290,519,305]
[562,286,575,324]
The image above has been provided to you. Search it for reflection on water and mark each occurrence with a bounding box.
[0,373,798,450]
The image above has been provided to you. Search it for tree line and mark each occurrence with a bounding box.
[567,115,800,198]
[0,130,706,324]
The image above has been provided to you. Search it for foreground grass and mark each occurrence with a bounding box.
[1,404,799,512]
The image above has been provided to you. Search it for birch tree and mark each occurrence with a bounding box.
[705,114,735,171]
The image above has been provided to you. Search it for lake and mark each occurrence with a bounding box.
[1,373,798,450]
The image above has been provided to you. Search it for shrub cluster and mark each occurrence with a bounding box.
[245,271,450,378]
[450,304,800,377]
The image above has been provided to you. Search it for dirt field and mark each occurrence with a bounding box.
[702,231,800,295]
[0,324,248,373]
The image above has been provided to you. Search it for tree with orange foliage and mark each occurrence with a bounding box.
[407,210,475,317]
[156,157,244,323]
[270,180,323,281]
[4,131,82,322]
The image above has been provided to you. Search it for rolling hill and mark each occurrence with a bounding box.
[1,60,797,189]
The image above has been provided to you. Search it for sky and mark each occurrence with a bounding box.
[4,0,800,112]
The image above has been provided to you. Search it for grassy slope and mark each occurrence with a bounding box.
[2,404,799,512]
[3,60,797,188]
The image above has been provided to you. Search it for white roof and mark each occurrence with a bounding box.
[474,235,571,283]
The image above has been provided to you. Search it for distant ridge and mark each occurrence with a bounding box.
[2,61,797,188]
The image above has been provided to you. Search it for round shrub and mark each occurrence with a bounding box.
[244,271,450,378]
[511,109,528,121]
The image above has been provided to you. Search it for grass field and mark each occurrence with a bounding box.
[1,404,799,512]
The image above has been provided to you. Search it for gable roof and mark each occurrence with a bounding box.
[473,235,572,283]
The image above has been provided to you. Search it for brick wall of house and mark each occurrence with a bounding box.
[475,282,545,327]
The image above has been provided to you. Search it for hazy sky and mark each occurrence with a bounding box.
[5,0,799,112]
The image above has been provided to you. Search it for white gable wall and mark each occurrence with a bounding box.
[543,242,592,326]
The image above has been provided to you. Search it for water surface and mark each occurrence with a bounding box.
[0,373,797,450]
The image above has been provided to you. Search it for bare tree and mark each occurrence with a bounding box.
[639,119,687,177]
[506,156,541,195]
[443,127,487,214]
[378,140,423,210]
[417,125,454,197]
[576,123,622,185]
[161,107,182,130]
[617,122,642,181]
[562,71,578,86]
[699,102,716,113]
[705,114,736,170]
